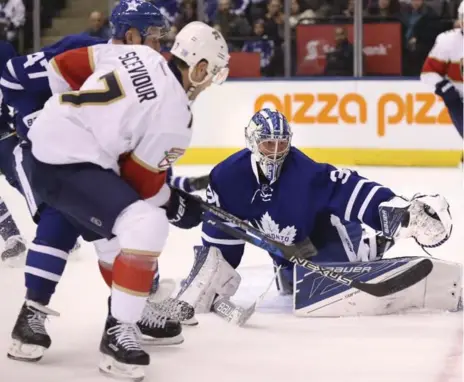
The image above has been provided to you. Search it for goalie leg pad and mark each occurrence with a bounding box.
[294,257,462,317]
[177,246,241,313]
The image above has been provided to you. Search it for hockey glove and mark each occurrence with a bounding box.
[164,187,203,229]
[187,175,210,191]
[435,79,463,136]
[378,194,452,248]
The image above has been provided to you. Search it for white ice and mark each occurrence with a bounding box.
[0,165,462,382]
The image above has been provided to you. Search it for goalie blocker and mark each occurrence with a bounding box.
[294,257,462,316]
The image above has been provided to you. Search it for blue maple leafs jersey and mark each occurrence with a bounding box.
[0,41,16,136]
[0,34,106,139]
[201,147,396,268]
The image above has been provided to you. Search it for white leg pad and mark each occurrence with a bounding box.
[422,258,462,311]
[177,246,241,313]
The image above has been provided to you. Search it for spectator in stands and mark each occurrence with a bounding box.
[324,26,354,76]
[249,0,268,21]
[242,19,274,75]
[155,0,179,23]
[160,24,178,52]
[0,0,24,48]
[175,0,196,31]
[206,0,251,23]
[213,0,251,47]
[84,11,111,40]
[334,0,370,17]
[341,0,355,17]
[263,0,284,44]
[401,0,440,75]
[290,0,316,27]
[365,0,401,19]
[314,0,336,18]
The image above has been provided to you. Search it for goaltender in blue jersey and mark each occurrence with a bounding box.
[177,109,461,320]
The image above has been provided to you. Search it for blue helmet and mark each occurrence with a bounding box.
[110,0,168,41]
[245,109,292,184]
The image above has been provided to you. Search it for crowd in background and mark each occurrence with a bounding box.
[1,0,462,77]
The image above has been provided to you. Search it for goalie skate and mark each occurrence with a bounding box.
[7,300,59,362]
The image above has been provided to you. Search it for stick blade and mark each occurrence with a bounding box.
[354,259,433,297]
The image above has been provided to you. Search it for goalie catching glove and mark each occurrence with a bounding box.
[378,194,452,248]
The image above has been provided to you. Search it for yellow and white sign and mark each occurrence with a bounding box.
[179,80,462,167]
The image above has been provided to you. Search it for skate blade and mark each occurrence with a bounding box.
[99,354,145,382]
[7,339,45,362]
[181,317,199,326]
[1,253,26,268]
[139,333,184,346]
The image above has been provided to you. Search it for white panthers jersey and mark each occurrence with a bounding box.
[421,28,463,97]
[29,44,192,198]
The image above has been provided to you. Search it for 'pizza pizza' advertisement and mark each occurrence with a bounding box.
[178,80,461,167]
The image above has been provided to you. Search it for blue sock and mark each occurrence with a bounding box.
[25,208,80,305]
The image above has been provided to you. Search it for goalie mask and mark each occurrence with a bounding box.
[245,109,292,184]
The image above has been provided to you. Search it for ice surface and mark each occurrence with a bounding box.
[0,165,462,382]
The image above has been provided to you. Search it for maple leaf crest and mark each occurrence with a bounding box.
[256,212,297,246]
[259,212,280,235]
[280,226,297,245]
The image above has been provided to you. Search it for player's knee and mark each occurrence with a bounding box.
[94,237,120,264]
[112,200,169,255]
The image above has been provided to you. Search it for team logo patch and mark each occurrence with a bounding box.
[256,212,297,245]
[157,148,185,170]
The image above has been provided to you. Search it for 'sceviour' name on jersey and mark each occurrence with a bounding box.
[118,51,157,103]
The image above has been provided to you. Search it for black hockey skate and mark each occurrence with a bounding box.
[99,315,149,381]
[107,296,184,346]
[7,300,58,362]
[148,297,195,322]
[137,301,184,346]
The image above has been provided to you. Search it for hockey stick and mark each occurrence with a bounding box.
[175,188,433,297]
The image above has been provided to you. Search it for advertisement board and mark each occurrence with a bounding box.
[178,80,461,167]
[295,23,402,76]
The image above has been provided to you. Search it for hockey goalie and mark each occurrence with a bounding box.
[175,109,461,322]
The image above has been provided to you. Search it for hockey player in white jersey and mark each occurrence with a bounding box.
[421,1,463,137]
[13,22,229,380]
[176,109,460,323]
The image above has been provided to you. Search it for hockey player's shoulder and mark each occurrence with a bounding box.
[434,28,462,45]
[287,147,335,183]
[43,33,106,56]
[211,149,253,183]
[287,147,321,172]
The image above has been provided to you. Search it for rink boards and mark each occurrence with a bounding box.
[180,79,462,167]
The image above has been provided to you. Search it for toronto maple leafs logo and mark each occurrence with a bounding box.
[256,212,297,246]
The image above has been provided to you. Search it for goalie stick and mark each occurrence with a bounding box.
[175,188,433,297]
